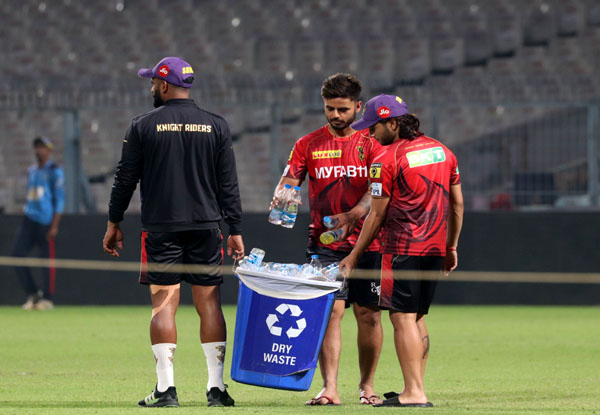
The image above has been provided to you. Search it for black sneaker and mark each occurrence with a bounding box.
[207,386,234,407]
[138,386,179,407]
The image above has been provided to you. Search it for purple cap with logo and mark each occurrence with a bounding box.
[138,57,195,88]
[351,94,409,130]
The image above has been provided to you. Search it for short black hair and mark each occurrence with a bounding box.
[321,73,362,101]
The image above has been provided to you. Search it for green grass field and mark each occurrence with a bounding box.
[1,305,599,414]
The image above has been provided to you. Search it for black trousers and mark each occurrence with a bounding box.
[12,216,55,299]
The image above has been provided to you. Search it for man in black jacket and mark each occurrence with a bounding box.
[103,57,244,408]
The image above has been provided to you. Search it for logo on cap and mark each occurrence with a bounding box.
[378,106,391,118]
[158,65,170,77]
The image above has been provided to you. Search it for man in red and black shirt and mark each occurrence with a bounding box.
[273,74,383,406]
[340,95,464,408]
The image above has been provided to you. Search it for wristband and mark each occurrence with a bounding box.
[446,247,457,251]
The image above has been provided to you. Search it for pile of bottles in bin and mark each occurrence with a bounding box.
[238,248,341,282]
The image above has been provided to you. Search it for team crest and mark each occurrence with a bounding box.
[357,146,365,161]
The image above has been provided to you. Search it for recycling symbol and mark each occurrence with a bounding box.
[266,304,306,338]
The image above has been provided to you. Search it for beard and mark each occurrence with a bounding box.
[153,90,164,108]
[327,111,357,131]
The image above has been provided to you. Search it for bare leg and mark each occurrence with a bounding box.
[389,311,428,404]
[353,304,382,402]
[307,299,345,405]
[416,314,429,383]
[150,284,181,344]
[192,285,226,342]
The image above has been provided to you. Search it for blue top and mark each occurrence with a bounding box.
[24,160,65,225]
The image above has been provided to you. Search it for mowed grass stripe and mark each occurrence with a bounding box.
[0,305,598,414]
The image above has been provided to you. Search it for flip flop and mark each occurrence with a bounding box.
[373,397,433,407]
[360,394,380,405]
[305,395,340,406]
[383,391,400,399]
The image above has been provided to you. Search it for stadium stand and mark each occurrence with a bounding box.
[1,0,599,212]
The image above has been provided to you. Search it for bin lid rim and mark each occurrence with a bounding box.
[235,268,342,289]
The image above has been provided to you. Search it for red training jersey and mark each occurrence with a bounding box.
[285,125,382,252]
[369,135,460,256]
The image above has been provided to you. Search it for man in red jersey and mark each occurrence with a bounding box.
[272,74,383,405]
[340,95,464,408]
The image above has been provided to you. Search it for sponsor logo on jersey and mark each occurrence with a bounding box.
[312,150,342,159]
[371,182,382,197]
[378,106,391,118]
[369,162,382,179]
[158,65,169,77]
[357,145,365,161]
[182,66,194,74]
[288,146,295,161]
[314,165,367,179]
[407,147,446,168]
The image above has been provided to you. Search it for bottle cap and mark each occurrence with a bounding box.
[323,216,331,223]
[311,254,319,259]
[284,184,292,188]
[294,186,301,190]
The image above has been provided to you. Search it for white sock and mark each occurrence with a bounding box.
[152,343,176,392]
[202,341,226,392]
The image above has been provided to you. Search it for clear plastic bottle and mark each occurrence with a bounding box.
[320,228,344,245]
[281,186,302,229]
[247,248,265,269]
[322,262,341,282]
[323,216,339,229]
[268,184,292,225]
[309,254,322,274]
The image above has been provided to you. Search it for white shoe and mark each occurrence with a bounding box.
[34,299,54,310]
[22,294,40,310]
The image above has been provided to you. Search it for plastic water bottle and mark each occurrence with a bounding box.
[238,256,250,269]
[320,228,344,245]
[323,216,339,229]
[309,254,322,274]
[268,184,292,225]
[247,248,265,269]
[322,263,341,282]
[281,186,301,229]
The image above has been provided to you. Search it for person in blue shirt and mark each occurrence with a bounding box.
[12,137,65,310]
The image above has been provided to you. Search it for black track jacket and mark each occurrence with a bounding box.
[108,99,242,235]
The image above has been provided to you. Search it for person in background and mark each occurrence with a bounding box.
[13,137,64,310]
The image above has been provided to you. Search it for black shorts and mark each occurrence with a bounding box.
[139,229,223,286]
[379,254,444,314]
[306,246,381,308]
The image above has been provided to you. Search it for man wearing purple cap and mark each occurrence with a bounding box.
[103,56,244,408]
[340,95,464,407]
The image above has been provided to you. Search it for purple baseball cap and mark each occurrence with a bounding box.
[138,57,195,88]
[351,94,409,130]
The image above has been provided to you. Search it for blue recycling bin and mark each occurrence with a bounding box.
[231,268,341,391]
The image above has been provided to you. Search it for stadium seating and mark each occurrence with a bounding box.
[1,0,600,212]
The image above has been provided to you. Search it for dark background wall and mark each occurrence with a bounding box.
[0,213,599,306]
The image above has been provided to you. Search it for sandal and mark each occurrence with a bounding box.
[305,395,340,406]
[360,394,380,405]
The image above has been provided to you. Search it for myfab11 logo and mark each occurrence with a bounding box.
[407,146,446,168]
